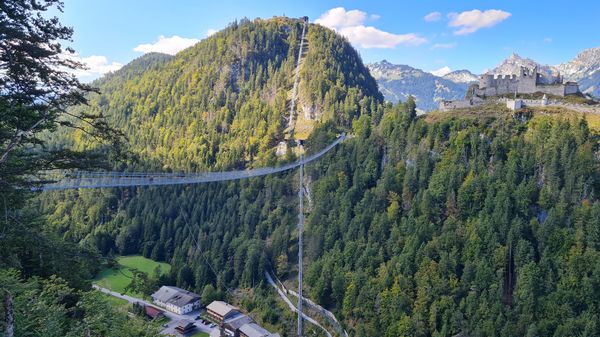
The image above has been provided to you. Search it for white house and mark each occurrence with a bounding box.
[151,286,200,315]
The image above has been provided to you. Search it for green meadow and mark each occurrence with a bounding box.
[94,255,171,297]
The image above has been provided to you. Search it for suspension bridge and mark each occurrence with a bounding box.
[37,133,344,191]
[37,135,344,337]
[35,16,336,337]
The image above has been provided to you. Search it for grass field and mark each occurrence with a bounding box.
[101,293,130,312]
[426,104,600,132]
[94,255,171,297]
[529,106,600,131]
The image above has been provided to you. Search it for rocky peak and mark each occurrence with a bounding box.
[556,46,600,81]
[443,70,479,83]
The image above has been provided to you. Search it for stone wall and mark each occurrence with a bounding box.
[565,83,579,95]
[474,66,579,98]
[537,85,566,96]
[441,96,600,113]
[439,97,484,111]
[476,74,520,96]
[517,74,538,93]
[506,100,523,110]
[501,97,600,113]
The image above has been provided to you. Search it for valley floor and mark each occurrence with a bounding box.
[94,285,217,336]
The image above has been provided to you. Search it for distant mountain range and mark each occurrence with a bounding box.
[556,46,600,97]
[487,49,600,97]
[368,45,600,111]
[367,61,477,111]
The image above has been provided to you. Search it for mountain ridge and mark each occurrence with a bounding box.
[442,69,479,83]
[556,46,600,96]
[369,45,600,111]
[66,17,381,171]
[367,61,474,111]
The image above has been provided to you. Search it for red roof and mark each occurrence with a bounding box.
[144,305,165,319]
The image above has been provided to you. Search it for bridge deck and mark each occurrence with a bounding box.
[38,134,344,191]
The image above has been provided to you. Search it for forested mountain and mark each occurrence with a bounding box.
[103,52,174,81]
[35,16,382,336]
[34,17,600,337]
[304,109,600,336]
[41,105,600,337]
[4,1,599,336]
[57,17,381,172]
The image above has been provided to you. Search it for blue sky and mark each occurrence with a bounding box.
[56,0,600,81]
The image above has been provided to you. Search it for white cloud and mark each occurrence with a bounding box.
[339,26,426,48]
[315,7,367,29]
[431,43,457,49]
[430,66,451,76]
[448,9,511,35]
[315,7,427,49]
[62,53,123,82]
[134,35,200,55]
[424,12,442,22]
[543,37,553,43]
[206,29,218,37]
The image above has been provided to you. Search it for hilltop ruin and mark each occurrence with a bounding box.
[440,66,580,111]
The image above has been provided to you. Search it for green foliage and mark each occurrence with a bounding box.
[56,17,380,172]
[30,14,600,337]
[0,0,122,194]
[302,111,600,336]
[201,284,222,304]
[95,256,171,297]
[0,269,158,336]
[45,102,600,336]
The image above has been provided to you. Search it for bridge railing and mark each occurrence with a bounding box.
[36,133,345,191]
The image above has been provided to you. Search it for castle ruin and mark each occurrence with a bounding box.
[440,66,580,111]
[473,66,579,97]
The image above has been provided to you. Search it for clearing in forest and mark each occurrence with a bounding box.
[94,255,171,297]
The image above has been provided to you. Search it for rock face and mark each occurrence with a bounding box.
[489,49,600,97]
[489,53,559,83]
[367,60,476,111]
[556,46,600,97]
[442,70,479,84]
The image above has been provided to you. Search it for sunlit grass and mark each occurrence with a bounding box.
[426,103,600,133]
[94,255,171,297]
